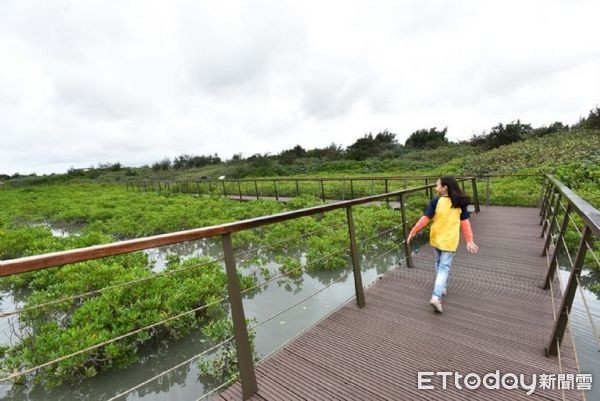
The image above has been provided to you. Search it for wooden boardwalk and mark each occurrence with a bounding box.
[219,206,583,401]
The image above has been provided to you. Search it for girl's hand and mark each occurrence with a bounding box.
[407,232,415,244]
[466,241,479,254]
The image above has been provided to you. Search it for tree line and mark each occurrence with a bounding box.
[2,107,598,180]
[150,105,600,167]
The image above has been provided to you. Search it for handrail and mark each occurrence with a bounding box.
[135,175,470,183]
[128,173,540,183]
[545,175,600,238]
[539,174,600,357]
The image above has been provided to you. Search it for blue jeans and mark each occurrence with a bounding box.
[432,248,455,298]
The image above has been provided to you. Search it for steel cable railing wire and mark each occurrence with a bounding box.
[0,220,411,382]
[0,256,226,319]
[249,224,422,335]
[555,335,566,401]
[558,198,600,266]
[194,374,239,401]
[548,254,558,322]
[0,218,409,381]
[0,223,348,319]
[238,246,349,296]
[238,223,406,297]
[106,336,235,401]
[0,295,230,383]
[0,195,426,391]
[252,240,428,366]
[248,268,353,331]
[554,264,587,401]
[575,275,600,350]
[558,201,600,268]
[550,231,600,363]
[560,235,575,269]
[235,221,347,261]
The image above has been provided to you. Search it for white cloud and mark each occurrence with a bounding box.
[1,0,599,174]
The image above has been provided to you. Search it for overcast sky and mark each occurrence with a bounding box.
[1,0,599,175]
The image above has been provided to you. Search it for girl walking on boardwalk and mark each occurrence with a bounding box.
[407,176,479,313]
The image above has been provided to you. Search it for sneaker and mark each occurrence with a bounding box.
[430,297,443,313]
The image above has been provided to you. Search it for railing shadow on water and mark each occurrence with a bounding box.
[0,178,478,400]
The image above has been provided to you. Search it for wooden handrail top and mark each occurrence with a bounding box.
[130,174,540,184]
[546,174,600,238]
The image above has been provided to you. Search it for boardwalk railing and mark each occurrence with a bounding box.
[0,178,478,400]
[127,176,446,201]
[538,175,600,356]
[125,175,482,204]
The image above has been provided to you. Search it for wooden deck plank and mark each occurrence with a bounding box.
[220,206,584,400]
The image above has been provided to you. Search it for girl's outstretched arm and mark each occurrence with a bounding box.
[460,219,479,254]
[407,216,430,244]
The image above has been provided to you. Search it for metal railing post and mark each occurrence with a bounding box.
[537,177,548,208]
[541,194,562,254]
[384,179,389,206]
[221,233,258,398]
[196,181,201,195]
[320,179,325,202]
[254,181,259,200]
[399,194,413,268]
[539,181,549,217]
[346,207,365,308]
[471,177,480,213]
[222,180,227,197]
[543,204,572,289]
[350,180,354,199]
[539,185,554,224]
[546,226,592,357]
[208,181,212,194]
[238,180,243,201]
[295,180,300,197]
[541,191,560,238]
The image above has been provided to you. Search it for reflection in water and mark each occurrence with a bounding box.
[0,290,30,348]
[143,238,223,272]
[28,222,81,238]
[0,330,218,401]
